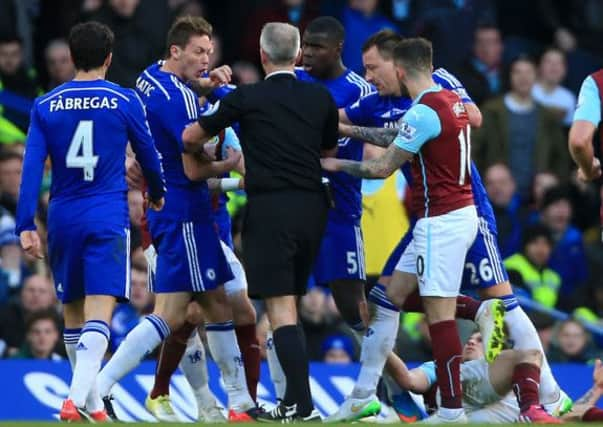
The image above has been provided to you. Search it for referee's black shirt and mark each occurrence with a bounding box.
[198,71,338,195]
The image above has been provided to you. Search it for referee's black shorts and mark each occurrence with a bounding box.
[243,190,328,299]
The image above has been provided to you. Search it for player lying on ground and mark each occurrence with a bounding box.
[388,331,560,423]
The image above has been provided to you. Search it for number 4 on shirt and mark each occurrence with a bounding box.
[66,120,99,182]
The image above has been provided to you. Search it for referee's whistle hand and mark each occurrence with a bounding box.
[20,230,43,259]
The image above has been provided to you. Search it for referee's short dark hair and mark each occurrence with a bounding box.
[305,16,345,43]
[68,21,114,71]
[362,29,403,60]
[394,37,433,76]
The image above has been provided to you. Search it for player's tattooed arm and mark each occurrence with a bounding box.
[339,123,399,147]
[321,144,411,178]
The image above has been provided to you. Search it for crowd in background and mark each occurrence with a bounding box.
[1,0,603,367]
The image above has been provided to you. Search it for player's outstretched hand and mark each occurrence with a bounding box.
[321,157,342,172]
[20,230,43,259]
[148,197,165,212]
[224,147,242,168]
[577,157,602,181]
[126,157,144,190]
[208,65,232,87]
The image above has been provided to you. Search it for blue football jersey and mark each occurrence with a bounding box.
[136,62,212,222]
[16,79,164,233]
[296,67,373,222]
[344,68,495,225]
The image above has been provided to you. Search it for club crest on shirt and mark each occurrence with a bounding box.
[398,121,417,141]
[453,101,466,117]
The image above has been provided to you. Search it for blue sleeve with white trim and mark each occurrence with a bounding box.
[393,104,441,153]
[433,68,473,104]
[125,90,165,201]
[573,76,601,126]
[345,92,376,126]
[16,102,48,233]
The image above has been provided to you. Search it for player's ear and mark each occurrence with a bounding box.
[259,48,268,66]
[104,52,113,70]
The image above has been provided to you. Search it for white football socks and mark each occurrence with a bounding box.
[97,314,170,398]
[179,331,219,411]
[205,322,254,412]
[68,321,110,408]
[266,329,286,401]
[503,297,560,405]
[353,285,400,399]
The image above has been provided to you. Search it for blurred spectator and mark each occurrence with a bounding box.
[532,312,557,353]
[240,0,319,64]
[532,47,576,127]
[11,308,62,360]
[299,286,345,361]
[473,55,568,199]
[87,0,170,87]
[547,319,600,364]
[109,264,153,353]
[504,223,561,309]
[454,23,504,106]
[169,0,206,19]
[532,172,559,216]
[0,35,40,132]
[209,34,223,70]
[322,334,354,364]
[340,0,397,74]
[539,186,588,303]
[44,39,75,91]
[0,274,56,357]
[0,151,23,216]
[396,313,432,362]
[484,163,526,258]
[0,210,28,300]
[232,61,261,85]
[411,0,497,71]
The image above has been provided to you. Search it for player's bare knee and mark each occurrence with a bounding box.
[516,349,542,366]
[386,284,407,308]
[197,288,233,323]
[232,302,256,326]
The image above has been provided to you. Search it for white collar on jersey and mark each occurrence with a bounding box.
[265,70,296,80]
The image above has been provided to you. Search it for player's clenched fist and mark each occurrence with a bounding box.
[20,230,43,259]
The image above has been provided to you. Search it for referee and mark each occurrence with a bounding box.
[182,22,338,422]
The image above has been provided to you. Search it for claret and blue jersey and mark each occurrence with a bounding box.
[344,68,495,226]
[346,68,507,289]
